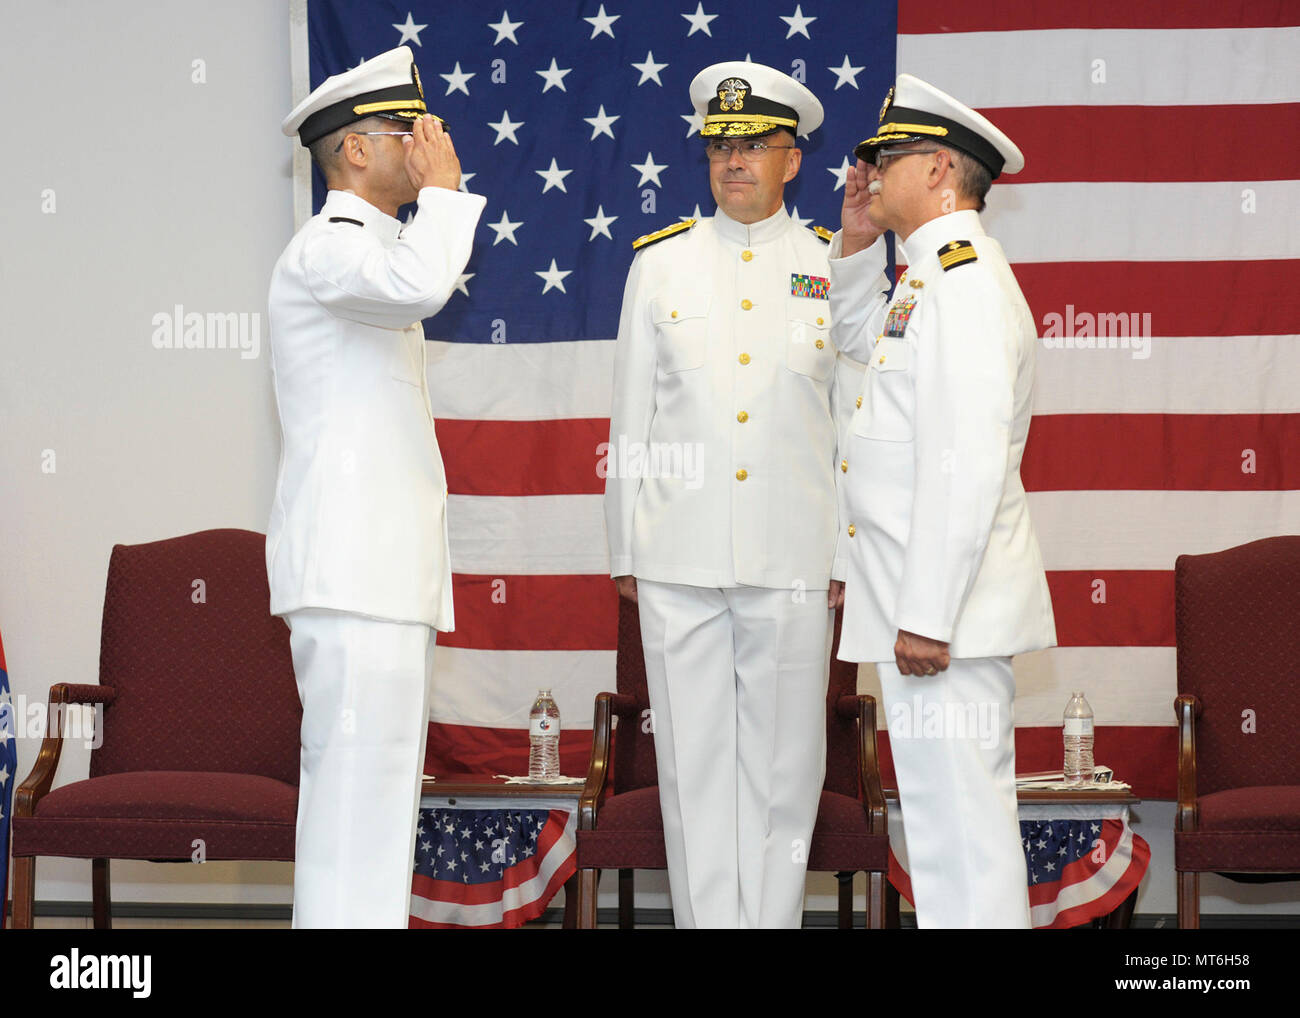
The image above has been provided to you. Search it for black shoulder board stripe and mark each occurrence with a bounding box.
[938,239,977,271]
[632,218,696,251]
[328,216,365,227]
[813,225,834,243]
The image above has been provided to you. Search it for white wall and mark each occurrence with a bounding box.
[0,0,1291,922]
[1,0,295,908]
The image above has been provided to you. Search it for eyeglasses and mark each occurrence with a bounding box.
[705,139,796,162]
[874,145,945,171]
[334,131,414,153]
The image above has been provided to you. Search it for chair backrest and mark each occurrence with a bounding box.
[90,529,301,784]
[613,596,657,792]
[1175,535,1300,796]
[614,596,859,796]
[823,608,860,798]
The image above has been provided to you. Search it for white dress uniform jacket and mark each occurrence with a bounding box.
[266,187,485,630]
[832,209,1056,661]
[606,205,887,589]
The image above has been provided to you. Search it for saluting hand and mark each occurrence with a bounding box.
[841,158,885,257]
[403,114,462,192]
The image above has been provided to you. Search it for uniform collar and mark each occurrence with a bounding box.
[321,189,403,243]
[898,209,985,270]
[710,203,792,247]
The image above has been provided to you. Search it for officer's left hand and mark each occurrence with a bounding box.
[894,629,950,676]
[828,580,844,608]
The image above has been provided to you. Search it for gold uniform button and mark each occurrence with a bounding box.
[817,317,825,325]
[741,250,753,262]
[841,459,848,473]
[855,395,862,409]
[738,353,750,365]
[736,469,748,481]
[741,299,753,311]
[670,310,678,319]
[737,411,749,423]
[847,523,856,537]
[879,355,886,364]
[815,339,825,349]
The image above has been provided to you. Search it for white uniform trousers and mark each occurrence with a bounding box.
[636,579,832,928]
[286,608,435,929]
[878,656,1030,928]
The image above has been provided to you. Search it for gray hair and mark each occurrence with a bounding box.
[308,116,400,181]
[943,144,993,212]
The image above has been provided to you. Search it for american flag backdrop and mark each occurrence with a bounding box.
[298,1,1300,801]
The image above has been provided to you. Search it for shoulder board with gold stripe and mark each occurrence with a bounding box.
[812,225,834,243]
[938,239,978,271]
[632,218,697,251]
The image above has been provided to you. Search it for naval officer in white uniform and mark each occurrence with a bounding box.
[269,46,484,928]
[830,74,1057,927]
[604,62,889,928]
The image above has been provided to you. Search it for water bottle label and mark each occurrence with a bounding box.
[1064,718,1093,736]
[530,715,560,737]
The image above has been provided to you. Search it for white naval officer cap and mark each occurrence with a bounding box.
[281,45,441,148]
[854,73,1024,178]
[689,60,824,138]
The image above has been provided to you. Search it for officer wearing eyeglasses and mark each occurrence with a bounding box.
[604,61,890,928]
[828,74,1057,928]
[270,46,484,928]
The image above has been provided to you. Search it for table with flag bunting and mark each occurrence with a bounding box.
[300,1,1300,925]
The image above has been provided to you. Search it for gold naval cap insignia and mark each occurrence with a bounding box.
[717,76,749,112]
[878,85,895,123]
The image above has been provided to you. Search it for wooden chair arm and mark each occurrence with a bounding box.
[1174,693,1199,832]
[14,683,115,819]
[856,694,888,837]
[579,691,615,831]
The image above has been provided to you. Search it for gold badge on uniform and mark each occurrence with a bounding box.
[718,77,749,112]
[412,62,424,101]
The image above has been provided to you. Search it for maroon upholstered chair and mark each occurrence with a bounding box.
[575,596,888,928]
[1174,536,1300,928]
[10,529,301,928]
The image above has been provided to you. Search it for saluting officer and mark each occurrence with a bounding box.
[830,74,1057,928]
[270,46,485,928]
[604,61,889,928]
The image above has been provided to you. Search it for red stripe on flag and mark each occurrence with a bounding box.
[424,722,594,780]
[1015,260,1299,339]
[879,725,1176,799]
[1023,413,1300,491]
[899,0,1300,32]
[1047,571,1174,646]
[986,105,1300,184]
[438,418,607,496]
[440,574,618,650]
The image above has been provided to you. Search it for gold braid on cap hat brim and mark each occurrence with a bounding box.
[701,113,798,137]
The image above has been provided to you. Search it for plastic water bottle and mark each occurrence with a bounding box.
[1063,692,1095,785]
[528,689,562,780]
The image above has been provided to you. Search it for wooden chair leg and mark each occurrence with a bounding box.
[562,872,578,929]
[885,879,901,929]
[835,871,854,929]
[1177,871,1200,929]
[576,868,599,928]
[867,872,887,930]
[618,869,634,929]
[92,858,112,930]
[12,856,36,929]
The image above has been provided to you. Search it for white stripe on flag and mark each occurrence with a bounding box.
[982,182,1300,263]
[857,646,1177,728]
[1033,336,1300,415]
[447,494,609,575]
[898,27,1300,107]
[430,647,615,727]
[428,339,615,420]
[1029,490,1300,571]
